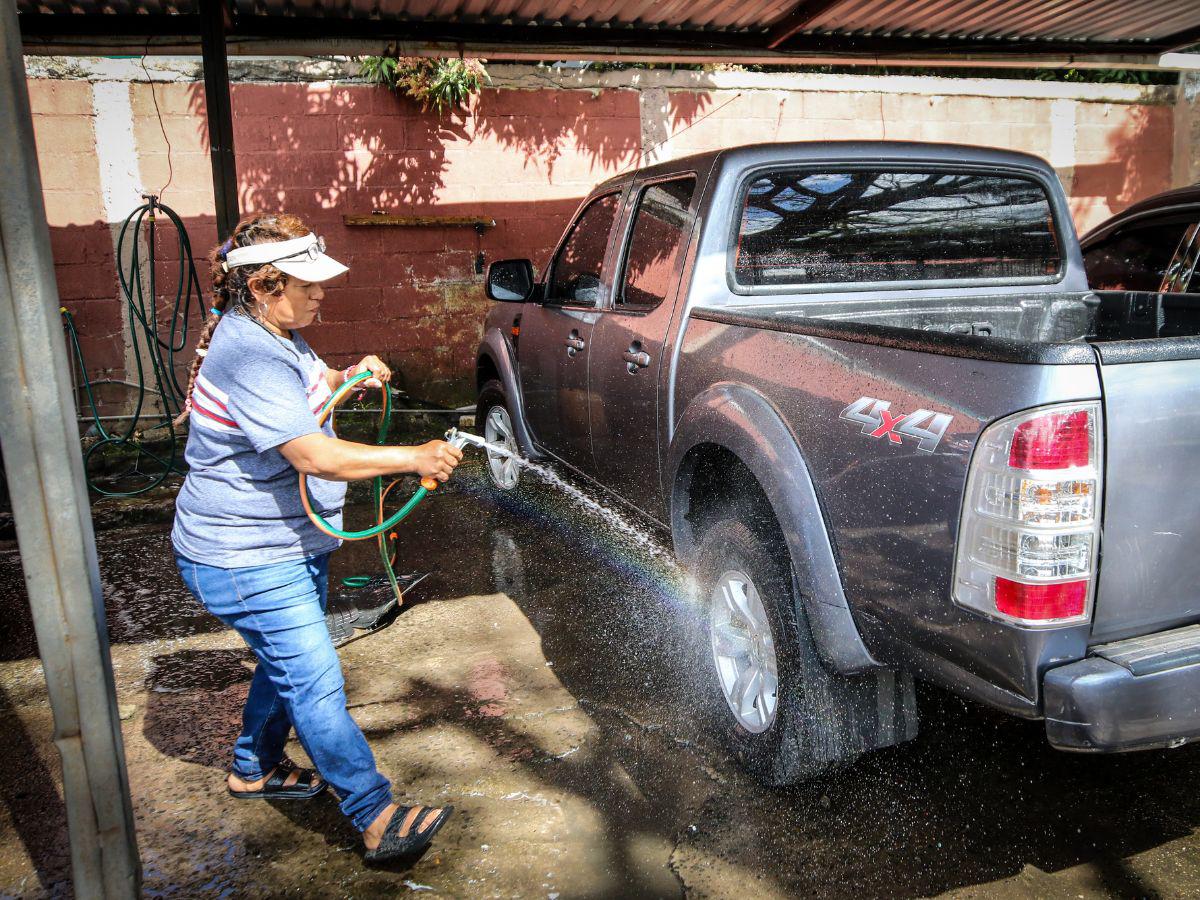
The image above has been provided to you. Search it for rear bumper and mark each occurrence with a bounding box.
[1043,624,1200,752]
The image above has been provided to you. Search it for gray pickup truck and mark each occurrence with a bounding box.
[473,141,1200,785]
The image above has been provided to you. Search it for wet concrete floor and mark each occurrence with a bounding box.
[3,459,1200,897]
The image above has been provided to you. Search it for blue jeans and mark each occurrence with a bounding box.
[176,552,392,832]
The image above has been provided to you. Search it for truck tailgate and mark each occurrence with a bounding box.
[1092,356,1200,643]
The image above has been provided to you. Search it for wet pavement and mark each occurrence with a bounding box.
[4,459,1200,897]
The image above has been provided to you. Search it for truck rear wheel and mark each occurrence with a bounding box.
[696,518,835,784]
[695,516,917,785]
[476,380,521,491]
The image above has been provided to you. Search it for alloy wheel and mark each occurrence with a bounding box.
[709,569,779,733]
[484,405,520,489]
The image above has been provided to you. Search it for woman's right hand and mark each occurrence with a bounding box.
[410,440,463,483]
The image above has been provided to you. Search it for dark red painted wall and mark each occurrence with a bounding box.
[30,76,1176,406]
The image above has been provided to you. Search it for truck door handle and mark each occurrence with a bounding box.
[564,331,585,355]
[623,349,651,371]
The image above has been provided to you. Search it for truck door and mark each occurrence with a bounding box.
[517,190,623,474]
[588,175,698,516]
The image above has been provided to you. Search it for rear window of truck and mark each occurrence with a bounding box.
[734,169,1062,289]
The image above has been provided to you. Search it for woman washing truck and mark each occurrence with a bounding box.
[171,213,463,863]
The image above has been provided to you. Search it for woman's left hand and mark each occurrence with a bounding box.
[348,355,391,389]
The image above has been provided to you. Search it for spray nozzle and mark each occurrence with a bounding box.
[445,427,515,458]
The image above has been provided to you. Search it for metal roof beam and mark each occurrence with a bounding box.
[19,38,1177,72]
[766,0,846,50]
[1160,22,1200,53]
[227,15,1192,55]
[16,12,1188,65]
[199,0,239,240]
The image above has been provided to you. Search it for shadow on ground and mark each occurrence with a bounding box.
[2,460,1200,896]
[382,463,1200,898]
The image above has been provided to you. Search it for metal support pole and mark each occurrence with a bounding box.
[199,0,239,240]
[0,1,141,896]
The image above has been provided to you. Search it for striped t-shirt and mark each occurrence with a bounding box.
[172,311,346,567]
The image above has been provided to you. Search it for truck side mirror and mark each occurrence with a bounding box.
[486,259,536,303]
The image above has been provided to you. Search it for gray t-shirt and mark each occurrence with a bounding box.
[172,311,346,567]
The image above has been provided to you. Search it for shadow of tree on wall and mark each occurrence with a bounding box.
[189,83,456,214]
[470,84,711,178]
[175,80,711,404]
[189,82,715,210]
[1071,102,1175,232]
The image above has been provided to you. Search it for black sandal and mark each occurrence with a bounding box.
[364,804,454,864]
[227,761,326,801]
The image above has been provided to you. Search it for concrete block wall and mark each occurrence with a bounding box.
[26,60,1183,406]
[31,80,125,382]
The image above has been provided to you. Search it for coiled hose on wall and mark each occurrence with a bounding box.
[62,197,203,497]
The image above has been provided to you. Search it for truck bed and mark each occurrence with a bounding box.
[690,289,1200,655]
[693,291,1200,365]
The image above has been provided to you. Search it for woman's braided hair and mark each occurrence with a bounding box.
[175,213,310,424]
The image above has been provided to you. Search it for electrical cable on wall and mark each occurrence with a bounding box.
[140,46,174,197]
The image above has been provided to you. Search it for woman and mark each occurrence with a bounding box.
[172,213,463,863]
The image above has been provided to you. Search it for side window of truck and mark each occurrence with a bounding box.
[546,192,622,306]
[1083,220,1195,292]
[733,169,1061,288]
[617,176,697,311]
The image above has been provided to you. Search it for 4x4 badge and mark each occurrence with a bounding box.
[840,397,953,453]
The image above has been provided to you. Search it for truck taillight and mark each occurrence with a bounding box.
[953,402,1102,627]
[994,577,1087,620]
[1009,408,1091,469]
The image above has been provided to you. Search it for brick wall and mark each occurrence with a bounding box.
[27,62,1181,406]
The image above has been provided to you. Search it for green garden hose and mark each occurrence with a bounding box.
[301,370,431,603]
[63,197,203,496]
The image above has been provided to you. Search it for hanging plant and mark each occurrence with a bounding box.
[360,56,489,114]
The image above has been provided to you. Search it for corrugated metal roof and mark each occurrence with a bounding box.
[804,0,1200,43]
[280,0,802,30]
[17,0,1200,54]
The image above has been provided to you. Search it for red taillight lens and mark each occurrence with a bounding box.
[956,402,1101,627]
[1008,409,1091,470]
[994,577,1087,620]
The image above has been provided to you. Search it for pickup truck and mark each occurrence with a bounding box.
[473,141,1200,785]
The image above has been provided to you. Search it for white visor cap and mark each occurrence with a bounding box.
[224,233,349,283]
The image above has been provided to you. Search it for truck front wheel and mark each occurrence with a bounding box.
[476,380,521,491]
[696,517,837,784]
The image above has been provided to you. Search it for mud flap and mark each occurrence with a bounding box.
[802,663,919,767]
